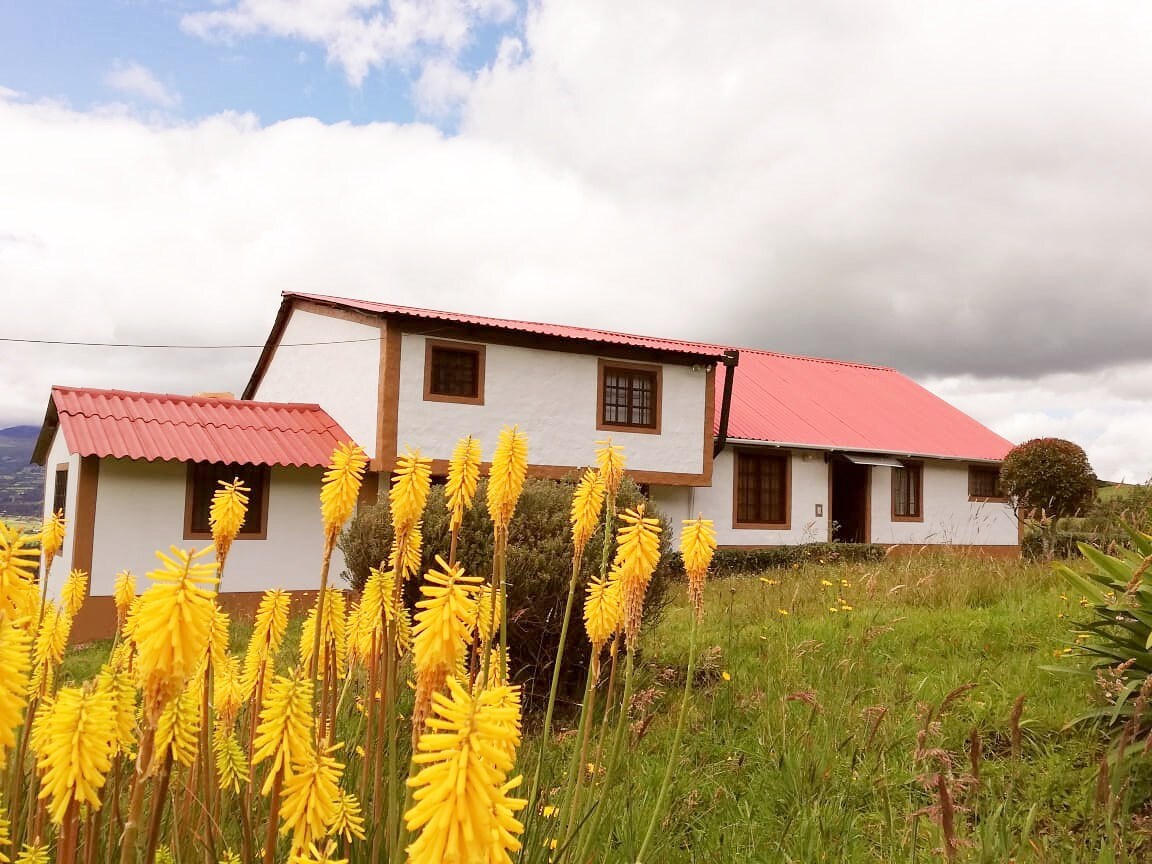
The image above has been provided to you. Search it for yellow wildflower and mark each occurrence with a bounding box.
[242,589,291,702]
[0,524,39,620]
[583,575,622,653]
[0,618,31,762]
[35,685,116,823]
[320,442,368,544]
[289,840,347,864]
[388,523,423,581]
[252,671,314,795]
[330,790,366,842]
[680,516,717,620]
[570,469,606,556]
[412,558,483,676]
[405,677,527,864]
[595,439,626,502]
[475,582,503,646]
[279,745,344,853]
[390,449,433,537]
[155,682,201,768]
[209,477,249,567]
[614,505,662,649]
[487,426,528,530]
[14,844,48,864]
[28,603,71,698]
[131,546,219,720]
[60,569,87,618]
[95,664,137,757]
[40,511,66,572]
[446,436,482,532]
[213,723,250,792]
[112,570,136,625]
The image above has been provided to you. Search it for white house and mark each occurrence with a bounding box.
[31,386,354,642]
[34,291,1017,638]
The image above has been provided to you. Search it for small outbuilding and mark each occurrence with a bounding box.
[31,386,356,641]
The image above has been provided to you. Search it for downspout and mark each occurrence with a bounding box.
[712,349,740,457]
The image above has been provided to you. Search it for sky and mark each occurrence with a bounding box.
[0,0,1149,482]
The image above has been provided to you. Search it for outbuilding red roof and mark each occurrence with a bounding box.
[33,386,353,468]
[717,349,1012,462]
[285,292,731,359]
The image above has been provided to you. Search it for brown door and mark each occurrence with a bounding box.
[830,460,869,543]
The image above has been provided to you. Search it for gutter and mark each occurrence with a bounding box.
[712,349,740,457]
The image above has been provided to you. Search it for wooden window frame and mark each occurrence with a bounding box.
[968,464,1008,502]
[184,462,270,541]
[423,339,486,406]
[891,460,924,522]
[733,448,791,530]
[52,463,69,517]
[596,359,662,435]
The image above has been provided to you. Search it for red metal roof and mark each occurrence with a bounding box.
[37,387,353,467]
[717,349,1013,462]
[286,292,731,360]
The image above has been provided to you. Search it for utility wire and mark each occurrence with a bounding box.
[0,337,381,349]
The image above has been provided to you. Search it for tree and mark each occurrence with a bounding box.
[1001,438,1097,557]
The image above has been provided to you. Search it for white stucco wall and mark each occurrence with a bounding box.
[395,333,710,474]
[88,458,346,596]
[666,448,830,547]
[252,307,379,458]
[868,461,1018,546]
[40,428,80,598]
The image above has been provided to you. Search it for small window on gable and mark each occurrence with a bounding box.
[734,450,790,528]
[52,465,68,517]
[185,462,269,539]
[597,360,661,433]
[424,340,485,405]
[969,465,1006,500]
[892,461,923,521]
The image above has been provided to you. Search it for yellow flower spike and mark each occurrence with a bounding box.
[0,800,11,864]
[289,840,347,864]
[251,671,314,795]
[217,852,241,864]
[387,522,423,581]
[570,469,606,556]
[298,589,347,678]
[320,442,368,544]
[680,516,717,620]
[583,575,622,653]
[405,677,527,864]
[279,745,344,854]
[213,722,250,792]
[389,449,433,538]
[241,589,291,702]
[487,426,529,531]
[34,684,116,823]
[112,570,136,623]
[614,504,662,650]
[412,558,483,676]
[475,581,503,647]
[209,477,249,567]
[40,511,66,571]
[95,664,137,758]
[595,439,626,502]
[446,436,482,533]
[330,790,366,842]
[0,524,40,619]
[14,844,48,864]
[155,682,201,768]
[0,617,31,762]
[28,602,71,698]
[131,546,219,721]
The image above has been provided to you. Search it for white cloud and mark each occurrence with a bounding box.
[104,60,181,107]
[4,1,1152,485]
[182,0,517,85]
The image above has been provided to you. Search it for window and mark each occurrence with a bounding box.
[424,340,485,405]
[52,464,68,517]
[597,360,661,433]
[734,450,790,527]
[892,462,923,521]
[185,462,269,539]
[969,465,1006,500]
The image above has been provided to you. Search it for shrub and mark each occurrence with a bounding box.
[339,476,678,710]
[1001,438,1097,519]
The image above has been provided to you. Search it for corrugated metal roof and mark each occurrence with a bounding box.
[45,386,353,467]
[717,349,1013,462]
[287,292,731,360]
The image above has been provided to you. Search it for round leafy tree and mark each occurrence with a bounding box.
[1000,437,1097,518]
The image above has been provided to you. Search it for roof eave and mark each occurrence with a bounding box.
[722,437,1007,463]
[30,392,61,466]
[242,294,295,400]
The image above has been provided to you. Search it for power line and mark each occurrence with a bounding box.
[0,336,381,349]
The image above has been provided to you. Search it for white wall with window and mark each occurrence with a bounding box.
[395,333,712,477]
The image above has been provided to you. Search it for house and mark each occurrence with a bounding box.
[31,386,353,641]
[245,292,1016,553]
[32,291,1018,640]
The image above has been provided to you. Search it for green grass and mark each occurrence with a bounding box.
[568,554,1137,863]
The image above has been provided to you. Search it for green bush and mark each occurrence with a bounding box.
[699,542,885,578]
[339,476,679,710]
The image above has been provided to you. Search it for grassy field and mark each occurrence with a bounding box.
[59,553,1137,863]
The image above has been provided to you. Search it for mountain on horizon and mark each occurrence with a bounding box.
[0,426,43,519]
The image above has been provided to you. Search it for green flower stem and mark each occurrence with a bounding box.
[635,610,698,864]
